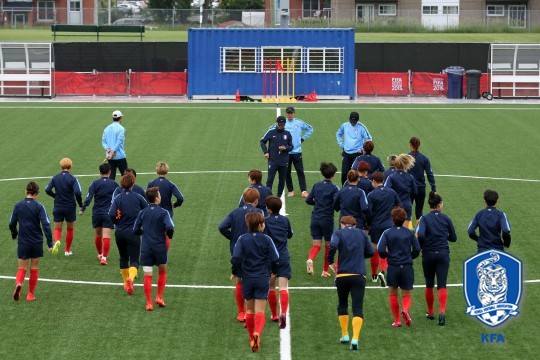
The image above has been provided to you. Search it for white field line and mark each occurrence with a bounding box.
[1,171,539,183]
[1,275,539,289]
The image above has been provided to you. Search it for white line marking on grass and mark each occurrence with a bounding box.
[1,171,539,184]
[280,307,292,360]
[1,275,539,288]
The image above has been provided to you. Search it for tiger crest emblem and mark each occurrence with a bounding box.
[464,250,522,327]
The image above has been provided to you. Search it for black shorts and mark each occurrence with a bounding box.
[387,264,414,290]
[276,258,292,279]
[18,243,44,260]
[370,227,387,244]
[53,206,77,222]
[242,277,270,300]
[310,218,334,241]
[92,214,114,229]
[140,249,167,267]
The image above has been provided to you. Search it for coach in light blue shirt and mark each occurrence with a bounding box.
[102,110,128,180]
[336,111,372,186]
[269,106,314,198]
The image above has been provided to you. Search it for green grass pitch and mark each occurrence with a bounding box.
[0,102,538,359]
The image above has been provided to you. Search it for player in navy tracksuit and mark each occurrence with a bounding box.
[79,163,118,265]
[377,207,421,327]
[45,157,83,256]
[351,141,385,178]
[133,187,174,311]
[334,170,369,230]
[9,182,53,302]
[148,162,184,251]
[416,192,457,326]
[366,171,401,287]
[219,188,262,322]
[383,154,417,230]
[306,162,340,277]
[112,168,147,200]
[264,196,293,328]
[260,115,294,197]
[383,155,397,179]
[408,137,436,228]
[467,190,511,252]
[109,172,148,295]
[231,211,279,353]
[354,161,374,195]
[327,216,374,350]
[239,169,272,216]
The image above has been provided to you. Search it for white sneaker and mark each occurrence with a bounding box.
[65,251,73,256]
[306,259,314,276]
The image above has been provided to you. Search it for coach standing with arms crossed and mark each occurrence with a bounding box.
[282,106,313,198]
[336,112,372,186]
[261,116,293,198]
[102,110,127,180]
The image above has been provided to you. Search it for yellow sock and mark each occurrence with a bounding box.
[407,221,413,230]
[415,219,419,228]
[128,266,138,281]
[120,268,129,285]
[338,315,349,337]
[352,316,363,341]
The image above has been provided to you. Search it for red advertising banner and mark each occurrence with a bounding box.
[54,72,187,96]
[54,72,127,95]
[130,72,187,95]
[357,72,409,96]
[411,73,447,96]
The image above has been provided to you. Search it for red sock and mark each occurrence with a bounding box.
[235,282,245,313]
[15,268,26,286]
[380,257,388,272]
[268,290,278,317]
[54,228,62,242]
[94,235,102,254]
[370,251,380,276]
[402,294,412,312]
[143,275,153,303]
[65,228,74,251]
[157,270,166,298]
[246,313,255,339]
[438,288,448,314]
[389,294,400,322]
[279,290,289,314]
[425,288,434,314]
[308,245,321,260]
[323,244,330,272]
[255,312,266,334]
[102,237,111,257]
[165,236,171,252]
[29,269,38,294]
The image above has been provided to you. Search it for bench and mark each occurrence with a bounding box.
[51,25,145,42]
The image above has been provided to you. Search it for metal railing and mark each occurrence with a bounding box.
[1,7,539,32]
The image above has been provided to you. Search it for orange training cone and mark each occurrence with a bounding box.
[235,89,240,102]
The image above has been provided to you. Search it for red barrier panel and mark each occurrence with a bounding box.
[411,73,447,96]
[357,72,409,96]
[130,72,187,95]
[55,72,127,95]
[54,72,187,96]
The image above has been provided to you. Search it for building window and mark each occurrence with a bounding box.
[220,48,257,73]
[261,47,302,73]
[38,1,55,21]
[307,48,343,73]
[487,5,504,17]
[442,6,458,15]
[422,6,438,15]
[379,4,396,16]
[508,5,526,28]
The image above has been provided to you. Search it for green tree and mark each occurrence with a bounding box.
[219,0,264,10]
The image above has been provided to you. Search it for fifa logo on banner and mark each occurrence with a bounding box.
[391,78,403,91]
[463,250,522,327]
[433,78,444,91]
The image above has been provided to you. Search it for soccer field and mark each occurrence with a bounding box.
[0,102,538,359]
